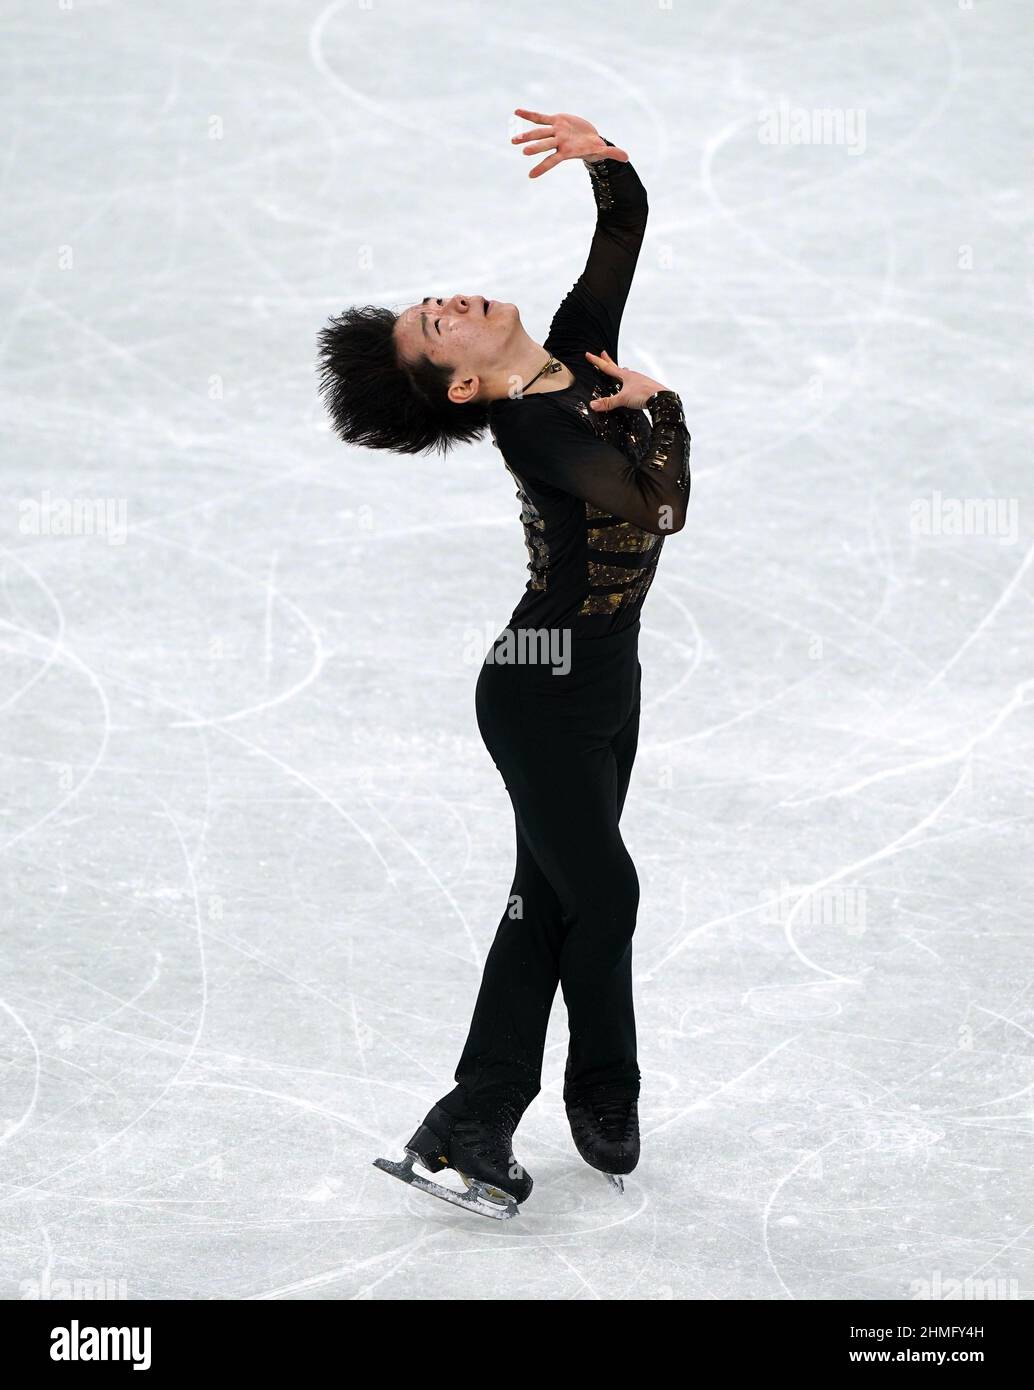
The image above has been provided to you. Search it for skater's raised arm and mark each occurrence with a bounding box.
[511,108,648,361]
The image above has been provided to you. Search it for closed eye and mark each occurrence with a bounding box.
[435,319,441,334]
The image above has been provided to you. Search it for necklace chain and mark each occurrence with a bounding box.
[523,354,564,394]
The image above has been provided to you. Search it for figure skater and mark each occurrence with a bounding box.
[318,107,690,1217]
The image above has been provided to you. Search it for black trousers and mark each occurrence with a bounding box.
[436,621,643,1124]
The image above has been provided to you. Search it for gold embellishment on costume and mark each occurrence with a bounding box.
[588,524,660,554]
[644,392,691,491]
[525,536,549,590]
[506,465,550,592]
[587,561,644,586]
[578,568,657,614]
[624,568,657,606]
[579,591,625,615]
[576,387,652,465]
[585,156,616,211]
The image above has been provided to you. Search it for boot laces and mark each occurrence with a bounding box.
[591,1098,636,1143]
[453,1102,520,1159]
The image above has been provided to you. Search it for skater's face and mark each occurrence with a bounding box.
[394,294,519,405]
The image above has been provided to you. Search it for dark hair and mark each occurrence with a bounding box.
[317,305,490,456]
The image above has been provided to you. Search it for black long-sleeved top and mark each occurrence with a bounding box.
[488,147,691,637]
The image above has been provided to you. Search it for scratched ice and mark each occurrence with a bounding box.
[1,0,1032,1300]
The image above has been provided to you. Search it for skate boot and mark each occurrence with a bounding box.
[566,1090,639,1192]
[374,1101,532,1220]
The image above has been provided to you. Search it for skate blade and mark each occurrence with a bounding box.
[373,1153,518,1221]
[605,1173,625,1194]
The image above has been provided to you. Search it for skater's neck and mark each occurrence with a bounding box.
[480,333,574,401]
[508,338,574,397]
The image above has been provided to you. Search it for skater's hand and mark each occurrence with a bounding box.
[511,108,629,179]
[585,350,669,412]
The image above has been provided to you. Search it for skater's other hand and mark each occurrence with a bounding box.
[511,108,629,179]
[585,350,669,412]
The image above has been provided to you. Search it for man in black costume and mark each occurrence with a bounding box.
[319,107,690,1216]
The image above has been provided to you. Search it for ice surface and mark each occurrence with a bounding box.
[1,0,1032,1300]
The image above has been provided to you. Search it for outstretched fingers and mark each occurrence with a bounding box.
[514,107,553,125]
[586,351,624,409]
[585,350,622,377]
[529,151,563,178]
[512,126,554,144]
[521,138,558,156]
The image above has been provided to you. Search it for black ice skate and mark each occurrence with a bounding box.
[566,1094,640,1192]
[374,1102,533,1220]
